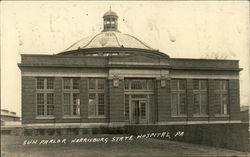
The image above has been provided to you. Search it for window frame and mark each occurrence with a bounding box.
[36,77,55,118]
[193,79,208,116]
[62,77,80,118]
[36,92,54,118]
[88,78,106,118]
[214,80,229,115]
[170,79,187,117]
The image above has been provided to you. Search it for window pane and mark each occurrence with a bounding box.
[47,105,54,116]
[98,93,105,115]
[200,80,207,90]
[194,94,200,114]
[193,80,199,90]
[124,79,129,89]
[37,78,44,89]
[148,80,154,90]
[64,78,71,89]
[97,79,105,90]
[63,93,71,115]
[47,78,54,89]
[89,79,95,90]
[37,93,44,105]
[215,80,221,90]
[140,103,146,119]
[73,78,80,89]
[131,80,147,90]
[37,105,44,116]
[64,105,70,115]
[215,94,221,114]
[64,93,70,105]
[171,93,178,115]
[171,80,178,90]
[124,95,129,120]
[222,81,228,91]
[222,94,228,114]
[201,94,208,114]
[73,93,80,105]
[47,93,54,105]
[179,80,186,90]
[179,93,186,115]
[88,94,96,116]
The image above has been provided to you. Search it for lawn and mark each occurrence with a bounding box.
[1,134,249,157]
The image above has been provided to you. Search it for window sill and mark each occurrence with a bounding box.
[88,116,106,119]
[215,114,230,117]
[171,115,187,118]
[62,116,80,119]
[193,114,209,118]
[36,117,55,120]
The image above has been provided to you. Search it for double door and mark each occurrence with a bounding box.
[131,100,147,124]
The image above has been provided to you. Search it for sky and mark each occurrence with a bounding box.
[1,1,249,116]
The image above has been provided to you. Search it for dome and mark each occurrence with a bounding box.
[65,31,155,51]
[103,10,118,17]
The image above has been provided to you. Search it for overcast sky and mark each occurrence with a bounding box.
[1,1,249,116]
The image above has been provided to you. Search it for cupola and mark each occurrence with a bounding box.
[103,7,118,32]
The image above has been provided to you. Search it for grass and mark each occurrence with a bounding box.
[1,134,250,157]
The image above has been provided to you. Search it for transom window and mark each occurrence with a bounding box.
[37,78,54,89]
[124,79,154,91]
[171,79,187,116]
[193,80,208,115]
[88,78,106,117]
[215,80,229,115]
[63,78,80,90]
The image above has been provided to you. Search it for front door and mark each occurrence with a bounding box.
[131,100,147,124]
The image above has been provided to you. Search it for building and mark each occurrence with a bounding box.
[18,9,242,127]
[1,109,20,125]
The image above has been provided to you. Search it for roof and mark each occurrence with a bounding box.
[65,31,155,52]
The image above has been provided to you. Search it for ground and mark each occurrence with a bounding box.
[1,134,250,157]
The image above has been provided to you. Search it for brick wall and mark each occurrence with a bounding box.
[109,79,124,122]
[22,76,36,124]
[157,80,171,122]
[229,79,240,121]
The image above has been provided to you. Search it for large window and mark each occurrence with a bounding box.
[36,78,54,117]
[215,80,229,115]
[88,78,105,117]
[193,80,208,115]
[171,79,187,116]
[63,78,80,116]
[63,93,80,116]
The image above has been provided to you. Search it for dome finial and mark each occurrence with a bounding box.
[109,6,112,11]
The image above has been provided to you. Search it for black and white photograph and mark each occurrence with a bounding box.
[1,1,249,156]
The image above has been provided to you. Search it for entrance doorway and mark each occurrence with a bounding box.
[131,100,147,124]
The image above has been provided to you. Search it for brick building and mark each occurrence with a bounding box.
[18,9,242,127]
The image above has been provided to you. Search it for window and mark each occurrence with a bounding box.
[124,79,154,91]
[63,78,80,90]
[193,80,208,115]
[171,79,187,116]
[63,78,80,117]
[37,77,54,89]
[124,95,129,121]
[63,93,80,116]
[36,93,54,116]
[36,78,54,117]
[215,80,229,115]
[88,78,106,117]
